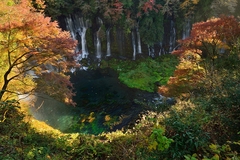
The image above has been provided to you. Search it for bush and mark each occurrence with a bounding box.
[0,100,72,159]
[163,100,211,159]
[98,111,173,159]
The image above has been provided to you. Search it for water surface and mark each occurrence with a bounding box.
[30,68,158,134]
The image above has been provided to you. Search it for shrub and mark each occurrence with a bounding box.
[163,100,211,159]
[0,100,72,159]
[99,111,173,159]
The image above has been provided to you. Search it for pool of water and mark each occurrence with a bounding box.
[30,68,160,134]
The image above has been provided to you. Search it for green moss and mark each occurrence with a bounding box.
[101,55,178,92]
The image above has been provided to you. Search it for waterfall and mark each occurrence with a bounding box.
[65,16,76,40]
[75,16,90,59]
[182,18,191,40]
[95,35,102,59]
[65,16,79,60]
[65,15,90,60]
[79,27,88,59]
[136,27,142,54]
[131,30,137,60]
[158,42,164,56]
[148,45,151,56]
[106,28,111,57]
[94,17,103,59]
[169,20,176,53]
[148,45,155,57]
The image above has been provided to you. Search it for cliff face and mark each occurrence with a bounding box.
[58,13,183,61]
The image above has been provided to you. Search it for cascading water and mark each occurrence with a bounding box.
[182,18,191,40]
[148,45,155,57]
[131,27,142,60]
[136,27,142,54]
[79,27,88,59]
[131,30,137,60]
[95,35,102,59]
[169,20,176,52]
[106,28,111,57]
[65,15,90,60]
[158,42,164,56]
[94,17,103,59]
[131,27,143,60]
[65,16,77,41]
[63,12,189,61]
[65,16,80,61]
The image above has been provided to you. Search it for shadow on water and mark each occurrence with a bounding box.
[29,68,160,135]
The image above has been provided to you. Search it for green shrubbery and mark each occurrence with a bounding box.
[163,101,210,159]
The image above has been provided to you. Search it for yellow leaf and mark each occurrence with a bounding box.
[148,141,158,150]
[192,0,199,5]
[209,144,218,150]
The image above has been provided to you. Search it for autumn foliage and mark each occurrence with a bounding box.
[158,50,205,97]
[0,0,77,104]
[99,0,123,22]
[158,16,240,97]
[140,0,162,15]
[173,16,240,58]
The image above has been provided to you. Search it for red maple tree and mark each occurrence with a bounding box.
[173,16,240,58]
[139,0,162,16]
[0,0,77,105]
[158,15,240,97]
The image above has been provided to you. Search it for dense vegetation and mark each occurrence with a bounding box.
[1,0,240,159]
